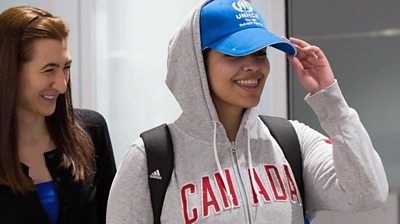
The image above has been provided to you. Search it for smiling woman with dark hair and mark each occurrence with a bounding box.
[107,0,388,223]
[0,6,116,224]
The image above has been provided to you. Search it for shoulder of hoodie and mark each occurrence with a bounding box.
[125,137,145,159]
[118,138,147,172]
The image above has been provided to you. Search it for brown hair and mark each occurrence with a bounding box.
[0,6,94,194]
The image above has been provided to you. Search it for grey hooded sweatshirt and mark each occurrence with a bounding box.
[106,2,388,224]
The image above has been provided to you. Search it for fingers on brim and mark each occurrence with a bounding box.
[299,45,324,59]
[289,37,311,48]
[289,37,325,58]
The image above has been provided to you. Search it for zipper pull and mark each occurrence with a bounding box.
[231,142,237,153]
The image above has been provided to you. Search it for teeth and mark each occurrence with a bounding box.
[235,79,258,86]
[42,95,56,100]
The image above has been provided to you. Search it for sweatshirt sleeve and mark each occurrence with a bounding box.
[291,80,388,217]
[106,138,153,224]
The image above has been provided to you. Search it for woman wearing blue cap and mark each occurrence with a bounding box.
[107,0,388,223]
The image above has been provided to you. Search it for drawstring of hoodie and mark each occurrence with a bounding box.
[212,121,234,208]
[247,130,262,206]
[212,121,262,211]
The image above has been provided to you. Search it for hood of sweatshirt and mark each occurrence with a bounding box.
[165,1,263,143]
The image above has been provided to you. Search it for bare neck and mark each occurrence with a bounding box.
[17,111,54,158]
[16,110,56,183]
[214,105,244,142]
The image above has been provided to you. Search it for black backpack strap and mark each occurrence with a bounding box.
[140,124,174,224]
[258,115,306,216]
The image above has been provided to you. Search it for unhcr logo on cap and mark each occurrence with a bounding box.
[232,0,253,13]
[232,0,260,21]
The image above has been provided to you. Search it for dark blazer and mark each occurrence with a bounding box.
[0,109,116,224]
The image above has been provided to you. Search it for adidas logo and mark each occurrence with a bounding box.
[149,169,162,180]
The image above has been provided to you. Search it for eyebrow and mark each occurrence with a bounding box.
[40,59,72,71]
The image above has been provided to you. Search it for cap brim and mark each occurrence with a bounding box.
[208,27,297,56]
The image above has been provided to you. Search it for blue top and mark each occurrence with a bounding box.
[35,180,59,224]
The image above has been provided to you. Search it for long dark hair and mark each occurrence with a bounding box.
[0,6,94,194]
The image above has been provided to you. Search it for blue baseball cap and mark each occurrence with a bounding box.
[200,0,296,56]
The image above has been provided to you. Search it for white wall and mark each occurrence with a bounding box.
[91,0,201,164]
